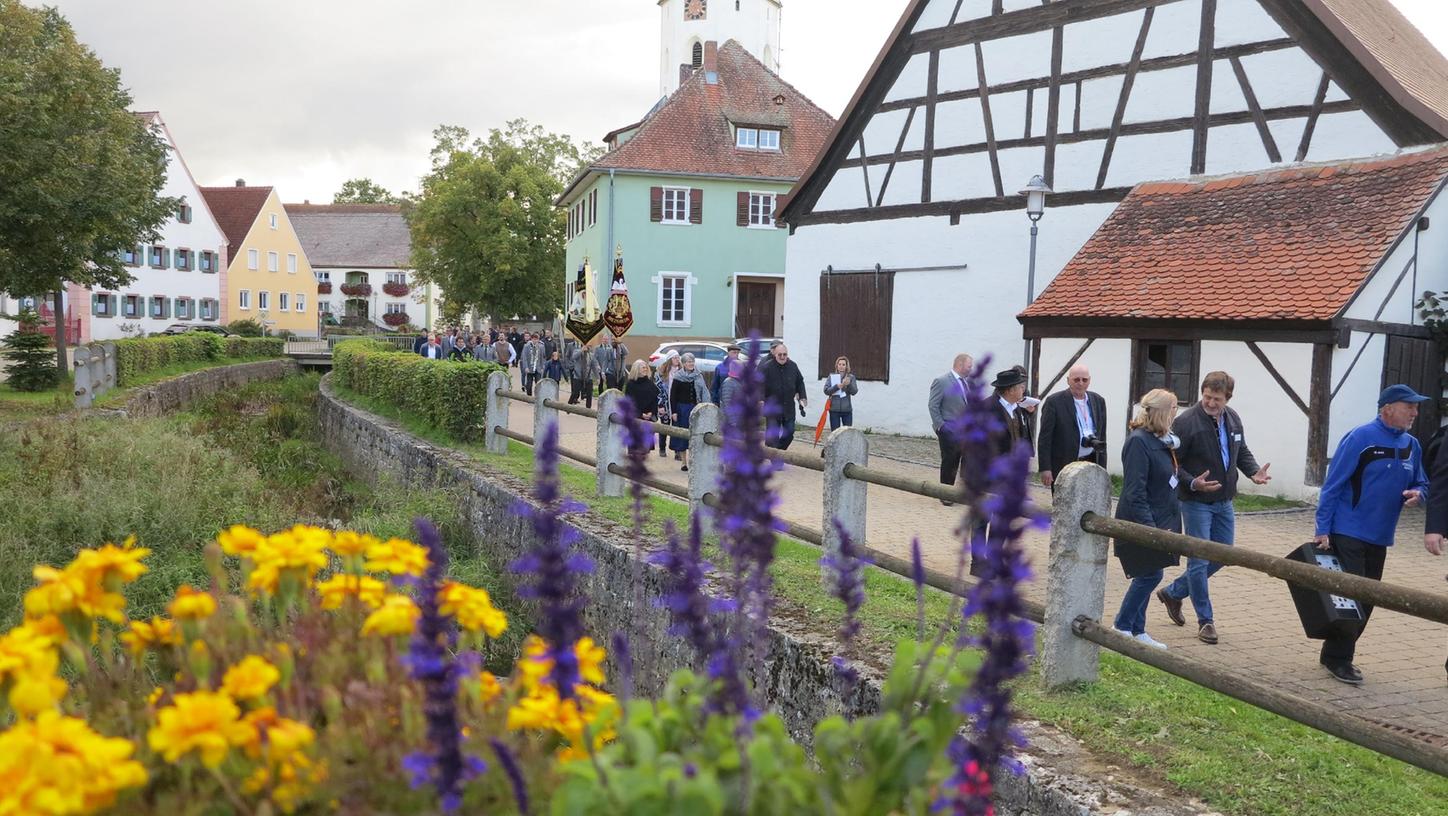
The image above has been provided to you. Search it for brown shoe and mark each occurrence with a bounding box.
[1198,622,1219,645]
[1156,589,1186,626]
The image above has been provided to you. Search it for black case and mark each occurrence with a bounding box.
[1284,541,1367,640]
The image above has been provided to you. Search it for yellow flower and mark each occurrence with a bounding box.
[70,537,150,588]
[314,574,388,610]
[23,565,86,620]
[363,537,429,577]
[437,581,508,637]
[222,655,282,701]
[147,690,253,767]
[147,686,165,706]
[516,635,607,690]
[361,594,420,637]
[120,616,183,655]
[218,524,266,557]
[247,529,330,595]
[329,530,379,558]
[236,708,323,813]
[26,561,129,624]
[477,671,504,705]
[0,622,67,718]
[0,711,148,814]
[506,683,617,759]
[167,585,217,621]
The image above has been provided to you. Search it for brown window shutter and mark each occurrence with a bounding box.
[690,188,703,224]
[818,271,895,382]
[650,187,663,222]
[737,192,750,226]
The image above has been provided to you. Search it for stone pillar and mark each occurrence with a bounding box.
[101,342,116,391]
[72,346,93,408]
[823,427,868,558]
[687,402,721,532]
[1042,461,1112,689]
[485,370,510,455]
[534,378,559,445]
[595,389,626,497]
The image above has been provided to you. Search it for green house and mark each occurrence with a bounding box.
[557,40,834,353]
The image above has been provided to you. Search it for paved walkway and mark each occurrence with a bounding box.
[506,399,1448,742]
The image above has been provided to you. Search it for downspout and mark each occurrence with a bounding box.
[606,169,617,297]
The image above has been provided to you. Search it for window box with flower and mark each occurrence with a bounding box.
[382,311,410,327]
[317,282,333,295]
[339,283,372,297]
[382,281,410,297]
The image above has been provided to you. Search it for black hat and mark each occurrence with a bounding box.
[990,369,1027,389]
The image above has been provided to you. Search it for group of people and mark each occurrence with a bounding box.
[413,325,570,396]
[927,353,1442,685]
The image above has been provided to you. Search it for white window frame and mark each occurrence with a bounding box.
[200,299,214,320]
[319,301,333,315]
[386,271,406,285]
[247,249,259,270]
[385,302,407,315]
[238,290,251,310]
[123,295,140,318]
[748,192,776,228]
[95,294,111,316]
[267,251,279,272]
[150,296,165,319]
[287,253,297,274]
[295,293,305,313]
[150,246,165,267]
[278,292,290,312]
[661,187,690,225]
[652,272,693,328]
[758,128,781,151]
[735,127,758,149]
[316,270,331,282]
[258,291,270,311]
[269,213,278,229]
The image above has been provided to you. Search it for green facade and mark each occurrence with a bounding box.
[564,171,790,340]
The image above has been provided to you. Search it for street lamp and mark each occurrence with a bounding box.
[1019,174,1052,382]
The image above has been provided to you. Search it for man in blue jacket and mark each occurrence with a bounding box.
[1313,384,1430,685]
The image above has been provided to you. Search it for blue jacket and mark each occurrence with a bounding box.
[1315,417,1428,546]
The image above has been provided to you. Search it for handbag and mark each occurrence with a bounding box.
[1283,541,1367,640]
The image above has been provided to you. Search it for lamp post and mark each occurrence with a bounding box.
[1020,174,1052,383]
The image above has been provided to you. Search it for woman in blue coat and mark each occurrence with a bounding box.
[1113,388,1184,649]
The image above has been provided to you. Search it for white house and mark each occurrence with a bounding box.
[777,0,1448,495]
[287,204,444,333]
[659,0,782,97]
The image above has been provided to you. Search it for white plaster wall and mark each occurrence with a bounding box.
[1037,336,1134,453]
[1341,173,1448,326]
[659,0,781,96]
[1200,340,1314,498]
[1329,330,1385,456]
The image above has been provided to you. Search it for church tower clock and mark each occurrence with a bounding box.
[657,0,781,97]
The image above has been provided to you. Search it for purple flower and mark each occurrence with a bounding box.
[615,396,656,538]
[490,738,530,815]
[911,537,926,640]
[510,422,594,698]
[821,519,870,701]
[610,631,634,704]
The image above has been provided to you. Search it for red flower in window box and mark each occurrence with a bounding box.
[382,281,409,297]
[382,311,409,326]
[317,281,333,294]
[339,283,372,296]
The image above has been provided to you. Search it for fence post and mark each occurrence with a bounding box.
[485,370,510,455]
[1042,461,1112,689]
[92,344,109,401]
[72,346,93,408]
[101,342,116,390]
[823,427,868,557]
[595,390,626,498]
[688,402,721,531]
[534,378,559,444]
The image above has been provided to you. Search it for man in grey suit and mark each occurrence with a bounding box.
[928,353,974,505]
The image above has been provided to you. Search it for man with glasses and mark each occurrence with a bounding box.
[1037,364,1108,490]
[761,342,806,449]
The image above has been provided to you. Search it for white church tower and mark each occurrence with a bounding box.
[658,0,781,96]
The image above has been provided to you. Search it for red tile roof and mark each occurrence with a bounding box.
[563,40,835,202]
[199,186,273,262]
[1020,147,1448,324]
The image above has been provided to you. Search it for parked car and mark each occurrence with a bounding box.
[160,324,232,337]
[647,341,731,375]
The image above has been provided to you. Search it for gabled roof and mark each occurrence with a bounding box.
[560,40,835,203]
[198,186,273,261]
[286,204,411,269]
[1018,147,1448,326]
[780,0,1448,223]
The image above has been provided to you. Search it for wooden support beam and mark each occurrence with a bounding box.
[1097,7,1155,190]
[874,105,917,208]
[1230,55,1283,163]
[923,50,940,203]
[856,138,874,208]
[1190,0,1217,175]
[949,0,966,25]
[1306,343,1333,486]
[797,186,1135,227]
[1025,87,1035,139]
[1296,72,1331,162]
[910,0,1182,54]
[1044,25,1064,187]
[974,43,1005,197]
[1040,338,1095,395]
[1073,80,1082,133]
[1246,341,1309,416]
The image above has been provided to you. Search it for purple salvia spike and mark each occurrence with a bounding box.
[490,738,530,815]
[911,536,926,641]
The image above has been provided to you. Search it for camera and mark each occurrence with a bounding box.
[1081,434,1107,452]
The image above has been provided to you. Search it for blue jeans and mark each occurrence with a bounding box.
[766,413,797,449]
[1164,500,1235,624]
[829,411,852,430]
[1114,570,1165,635]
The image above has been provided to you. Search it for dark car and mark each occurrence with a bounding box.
[160,323,232,337]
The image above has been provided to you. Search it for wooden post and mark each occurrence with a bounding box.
[1306,342,1333,486]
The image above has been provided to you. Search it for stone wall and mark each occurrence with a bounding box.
[123,359,299,419]
[315,376,1202,816]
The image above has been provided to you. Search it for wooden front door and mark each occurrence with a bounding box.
[735,282,776,337]
[1381,334,1443,447]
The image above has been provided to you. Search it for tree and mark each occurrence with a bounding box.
[0,1,177,374]
[333,178,400,205]
[407,120,602,321]
[2,308,59,391]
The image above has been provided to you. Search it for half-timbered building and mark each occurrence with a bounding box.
[777,0,1448,480]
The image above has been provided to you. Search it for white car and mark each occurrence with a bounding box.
[647,341,732,375]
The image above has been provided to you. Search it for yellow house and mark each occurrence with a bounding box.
[200,181,317,337]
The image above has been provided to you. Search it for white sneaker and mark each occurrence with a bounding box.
[1112,627,1133,638]
[1134,632,1168,650]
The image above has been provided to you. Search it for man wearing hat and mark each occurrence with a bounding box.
[1312,384,1431,684]
[987,367,1031,460]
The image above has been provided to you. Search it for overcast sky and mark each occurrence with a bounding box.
[42,0,1448,203]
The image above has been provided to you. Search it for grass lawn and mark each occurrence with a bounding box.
[329,382,1448,816]
[0,374,74,419]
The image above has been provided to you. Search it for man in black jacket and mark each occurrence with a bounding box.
[762,342,807,449]
[1422,427,1448,680]
[1038,364,1107,489]
[1155,371,1271,644]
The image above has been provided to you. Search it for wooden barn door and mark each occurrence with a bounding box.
[1382,335,1443,447]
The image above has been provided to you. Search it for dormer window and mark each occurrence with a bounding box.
[758,129,780,151]
[735,127,781,152]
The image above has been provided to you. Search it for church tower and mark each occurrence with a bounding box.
[658,0,781,97]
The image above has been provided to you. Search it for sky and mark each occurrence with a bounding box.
[41,0,1448,203]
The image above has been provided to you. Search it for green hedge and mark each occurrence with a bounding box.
[114,335,284,385]
[332,340,503,442]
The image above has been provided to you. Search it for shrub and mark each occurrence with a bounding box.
[332,340,501,442]
[2,308,58,392]
[114,335,283,385]
[226,319,264,337]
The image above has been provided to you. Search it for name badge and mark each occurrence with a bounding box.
[1233,433,1242,442]
[1168,475,1179,490]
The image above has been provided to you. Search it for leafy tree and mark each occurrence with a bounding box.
[226,318,265,337]
[0,1,178,373]
[333,178,400,205]
[407,120,602,321]
[2,308,59,392]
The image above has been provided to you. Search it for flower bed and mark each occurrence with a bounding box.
[114,334,284,385]
[339,283,372,297]
[382,311,409,327]
[316,282,332,295]
[382,281,409,297]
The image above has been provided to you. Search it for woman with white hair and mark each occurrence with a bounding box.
[623,360,660,454]
[669,352,710,472]
[1112,388,1184,650]
[654,353,677,458]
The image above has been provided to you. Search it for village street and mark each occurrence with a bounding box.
[506,397,1448,743]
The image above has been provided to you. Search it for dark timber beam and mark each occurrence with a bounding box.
[1097,7,1155,190]
[1040,338,1095,395]
[1044,25,1064,186]
[1190,0,1217,175]
[974,43,1005,197]
[856,138,874,208]
[1306,343,1333,486]
[1296,72,1331,162]
[923,50,940,203]
[910,0,1184,55]
[874,105,917,208]
[1245,341,1309,416]
[793,187,1134,227]
[1230,55,1283,163]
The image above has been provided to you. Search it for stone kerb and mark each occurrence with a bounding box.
[1041,461,1113,689]
[823,427,868,558]
[484,371,511,455]
[595,389,626,497]
[123,359,298,419]
[533,378,559,446]
[687,402,721,532]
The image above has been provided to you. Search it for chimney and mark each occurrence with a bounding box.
[704,41,719,84]
[234,178,245,187]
